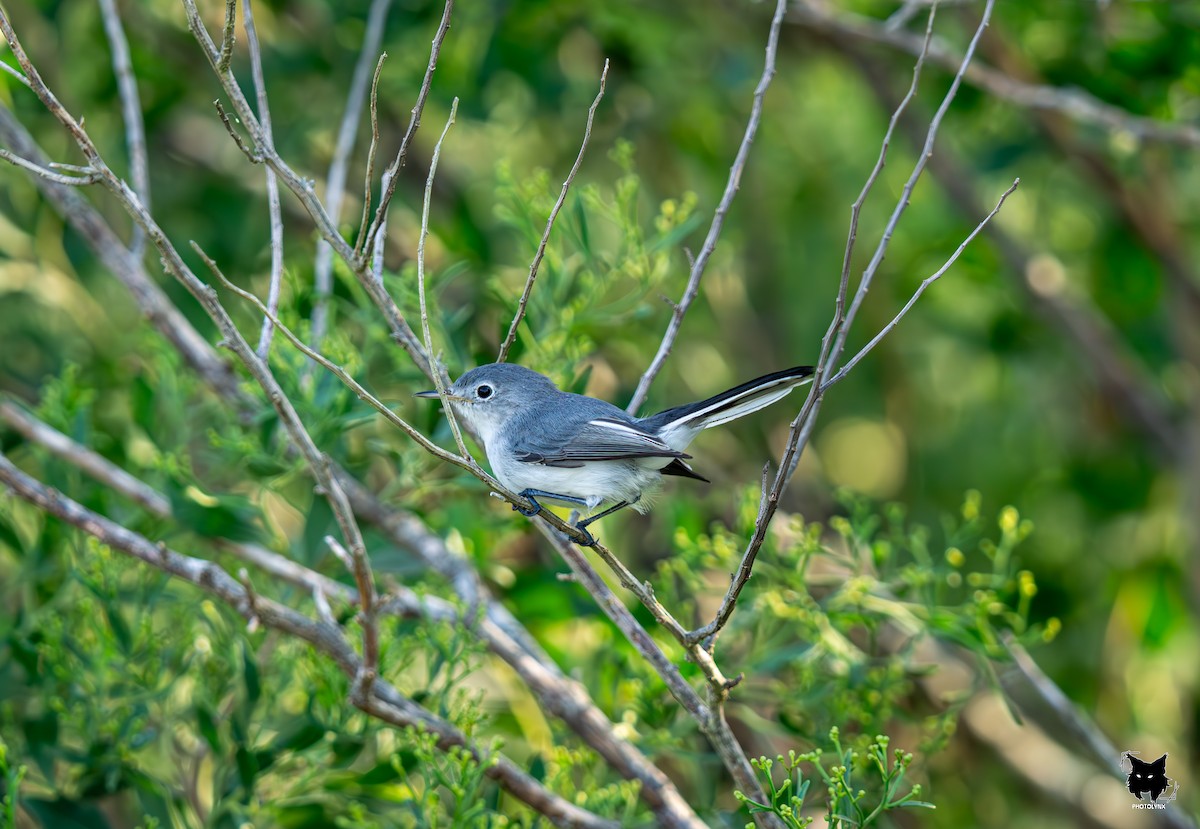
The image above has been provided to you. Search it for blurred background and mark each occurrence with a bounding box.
[1,0,1198,826]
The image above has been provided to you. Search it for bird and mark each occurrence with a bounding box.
[416,362,814,545]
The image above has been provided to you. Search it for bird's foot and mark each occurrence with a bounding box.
[570,522,598,547]
[513,491,543,517]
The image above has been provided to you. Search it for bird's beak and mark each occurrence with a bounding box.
[415,390,470,403]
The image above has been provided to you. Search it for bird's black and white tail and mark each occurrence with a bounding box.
[640,366,815,451]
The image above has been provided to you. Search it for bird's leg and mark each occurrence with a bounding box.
[513,488,589,517]
[571,496,641,546]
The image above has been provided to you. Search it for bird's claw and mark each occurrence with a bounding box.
[571,524,597,547]
[513,490,544,517]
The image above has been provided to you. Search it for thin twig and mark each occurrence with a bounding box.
[417,97,477,460]
[827,0,996,374]
[241,0,286,360]
[0,399,169,514]
[310,0,393,352]
[213,99,261,162]
[325,534,356,574]
[361,0,454,260]
[816,2,938,380]
[823,178,1019,388]
[497,60,609,362]
[96,0,150,258]
[0,149,99,185]
[416,98,474,461]
[371,167,391,283]
[0,61,30,87]
[255,166,284,359]
[216,0,237,73]
[626,0,787,414]
[355,52,389,262]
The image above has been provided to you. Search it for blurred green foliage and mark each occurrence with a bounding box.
[2,0,1198,826]
[739,731,933,828]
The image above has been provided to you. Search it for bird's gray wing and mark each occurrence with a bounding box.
[513,416,689,468]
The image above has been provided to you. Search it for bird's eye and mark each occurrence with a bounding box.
[476,384,493,399]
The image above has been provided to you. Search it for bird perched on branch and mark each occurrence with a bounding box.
[417,363,814,545]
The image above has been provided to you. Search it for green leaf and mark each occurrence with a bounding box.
[234,745,259,794]
[24,797,112,829]
[22,710,58,780]
[268,716,326,755]
[242,642,261,707]
[194,703,221,754]
[357,759,402,786]
[0,512,25,557]
[164,480,263,543]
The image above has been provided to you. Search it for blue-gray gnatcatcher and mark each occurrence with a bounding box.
[416,363,814,545]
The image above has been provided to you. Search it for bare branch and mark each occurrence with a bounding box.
[0,453,617,829]
[826,0,996,374]
[241,0,286,360]
[418,98,474,460]
[213,98,261,162]
[371,168,391,282]
[325,534,355,572]
[0,399,169,515]
[816,2,937,379]
[0,149,98,184]
[96,0,150,258]
[823,178,1019,388]
[355,52,389,262]
[255,170,284,359]
[0,60,30,87]
[216,0,237,73]
[310,0,394,351]
[790,0,1200,151]
[497,60,609,362]
[361,0,454,259]
[626,0,787,414]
